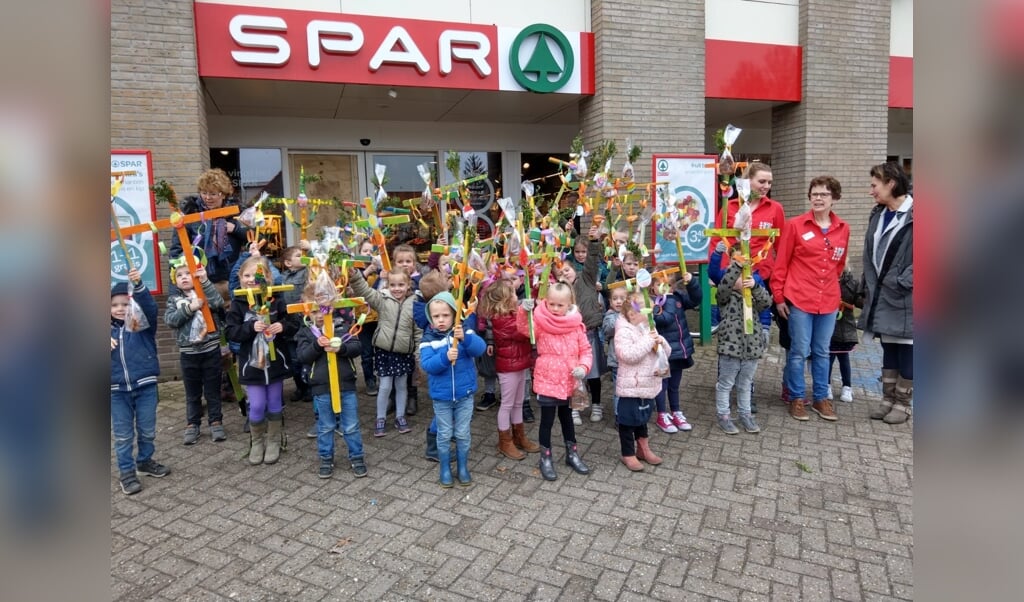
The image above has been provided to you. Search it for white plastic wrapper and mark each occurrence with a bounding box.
[719,124,742,176]
[124,295,150,333]
[187,308,207,343]
[374,163,387,204]
[417,162,435,208]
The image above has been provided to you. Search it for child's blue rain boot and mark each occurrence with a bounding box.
[456,445,471,487]
[437,445,454,488]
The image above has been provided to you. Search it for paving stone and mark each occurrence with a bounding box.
[112,338,910,601]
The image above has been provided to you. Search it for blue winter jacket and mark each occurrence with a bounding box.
[419,325,487,402]
[653,278,702,366]
[111,283,160,392]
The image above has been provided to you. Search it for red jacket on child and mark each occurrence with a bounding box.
[489,313,533,373]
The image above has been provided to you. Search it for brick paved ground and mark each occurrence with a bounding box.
[112,337,912,601]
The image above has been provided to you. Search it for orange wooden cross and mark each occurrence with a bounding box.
[113,206,239,333]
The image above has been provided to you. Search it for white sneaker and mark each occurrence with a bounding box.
[590,405,603,422]
[572,410,582,426]
[840,386,853,403]
[826,385,833,400]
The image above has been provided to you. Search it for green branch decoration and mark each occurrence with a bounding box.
[626,141,643,165]
[445,150,461,183]
[151,179,178,210]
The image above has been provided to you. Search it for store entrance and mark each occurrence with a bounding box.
[286,152,364,244]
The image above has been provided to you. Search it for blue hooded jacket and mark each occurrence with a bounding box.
[419,292,486,402]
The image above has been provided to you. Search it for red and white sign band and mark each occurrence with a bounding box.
[194,3,595,95]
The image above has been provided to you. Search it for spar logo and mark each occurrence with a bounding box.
[657,159,669,173]
[509,24,574,93]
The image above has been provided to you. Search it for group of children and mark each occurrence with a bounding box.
[113,187,866,494]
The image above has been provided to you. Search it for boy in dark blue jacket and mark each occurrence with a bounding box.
[111,270,170,495]
[295,308,366,479]
[419,292,486,488]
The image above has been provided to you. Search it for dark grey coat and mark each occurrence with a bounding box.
[859,199,913,339]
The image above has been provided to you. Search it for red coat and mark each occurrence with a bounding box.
[516,301,591,400]
[771,210,850,314]
[489,313,533,373]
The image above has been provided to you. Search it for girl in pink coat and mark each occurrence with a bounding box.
[517,282,592,481]
[614,293,669,471]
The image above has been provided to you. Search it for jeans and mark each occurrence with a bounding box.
[111,384,158,476]
[655,359,687,413]
[610,367,619,417]
[785,305,837,401]
[716,355,759,416]
[314,391,362,460]
[181,348,223,426]
[433,395,473,456]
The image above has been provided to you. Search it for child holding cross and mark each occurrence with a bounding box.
[226,256,297,465]
[420,292,487,487]
[111,269,170,495]
[295,282,367,479]
[164,260,227,445]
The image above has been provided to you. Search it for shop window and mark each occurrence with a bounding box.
[209,148,284,206]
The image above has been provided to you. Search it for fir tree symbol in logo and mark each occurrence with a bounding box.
[510,24,574,93]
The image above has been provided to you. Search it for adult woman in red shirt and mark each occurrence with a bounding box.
[772,176,850,421]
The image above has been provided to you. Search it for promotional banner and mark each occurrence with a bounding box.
[111,150,162,293]
[650,154,717,266]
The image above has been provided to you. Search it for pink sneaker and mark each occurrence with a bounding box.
[655,413,678,434]
[671,411,693,431]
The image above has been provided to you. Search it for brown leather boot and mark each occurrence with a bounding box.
[497,429,525,460]
[884,377,913,425]
[511,423,540,453]
[621,456,643,471]
[635,437,663,465]
[789,399,809,421]
[871,369,899,420]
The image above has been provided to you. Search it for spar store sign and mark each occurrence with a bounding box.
[194,3,594,94]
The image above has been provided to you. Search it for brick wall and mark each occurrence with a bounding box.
[112,0,209,380]
[771,0,890,274]
[581,0,705,192]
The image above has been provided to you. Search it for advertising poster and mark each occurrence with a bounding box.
[649,154,717,267]
[111,150,162,293]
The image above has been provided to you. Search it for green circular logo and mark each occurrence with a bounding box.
[509,24,574,94]
[657,159,669,172]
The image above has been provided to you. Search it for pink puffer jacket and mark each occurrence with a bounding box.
[517,301,591,400]
[614,318,669,399]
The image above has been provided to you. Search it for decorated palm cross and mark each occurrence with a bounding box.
[277,166,337,241]
[352,192,410,273]
[233,264,294,360]
[702,178,778,334]
[113,204,239,334]
[287,285,367,414]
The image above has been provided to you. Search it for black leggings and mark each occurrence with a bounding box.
[539,404,576,449]
[881,342,913,380]
[588,378,602,406]
[829,353,852,387]
[618,423,649,457]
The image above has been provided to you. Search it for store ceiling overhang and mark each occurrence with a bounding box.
[203,78,581,125]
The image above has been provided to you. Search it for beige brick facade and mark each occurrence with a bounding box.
[581,0,705,188]
[771,0,891,274]
[112,0,210,378]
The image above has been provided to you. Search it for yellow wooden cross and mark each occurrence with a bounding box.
[287,295,366,414]
[704,210,778,334]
